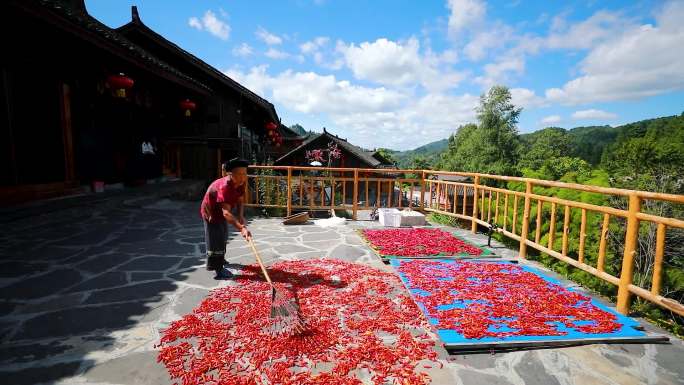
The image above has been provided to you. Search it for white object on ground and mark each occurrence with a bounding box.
[398,209,426,226]
[378,208,401,227]
[378,208,426,227]
[313,209,347,227]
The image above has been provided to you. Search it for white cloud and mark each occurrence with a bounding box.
[510,87,544,108]
[571,109,617,120]
[188,10,230,40]
[464,23,515,61]
[224,65,478,150]
[447,0,486,38]
[546,1,684,104]
[337,37,465,91]
[333,93,479,149]
[545,11,632,50]
[300,36,330,54]
[256,27,283,45]
[264,48,290,60]
[188,17,202,30]
[224,66,406,115]
[232,43,253,57]
[541,115,562,125]
[474,56,525,88]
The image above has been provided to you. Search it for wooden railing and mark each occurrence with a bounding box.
[245,165,684,317]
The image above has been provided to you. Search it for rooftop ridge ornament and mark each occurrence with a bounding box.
[131,5,142,24]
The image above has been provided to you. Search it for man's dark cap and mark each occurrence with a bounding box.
[227,158,249,170]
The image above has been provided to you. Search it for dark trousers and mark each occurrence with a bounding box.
[203,220,228,271]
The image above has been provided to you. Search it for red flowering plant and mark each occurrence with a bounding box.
[156,259,442,385]
[396,259,622,340]
[305,142,342,168]
[361,228,484,258]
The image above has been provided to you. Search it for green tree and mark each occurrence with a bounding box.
[375,148,398,165]
[438,86,521,176]
[519,127,572,170]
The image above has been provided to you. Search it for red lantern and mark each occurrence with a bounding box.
[265,122,278,131]
[179,99,196,117]
[107,73,134,98]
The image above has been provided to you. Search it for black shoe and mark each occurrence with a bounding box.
[214,268,233,280]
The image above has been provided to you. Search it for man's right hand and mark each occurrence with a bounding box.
[240,226,251,240]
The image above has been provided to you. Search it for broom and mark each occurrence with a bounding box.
[247,236,306,335]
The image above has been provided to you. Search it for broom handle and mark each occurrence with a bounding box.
[247,237,274,286]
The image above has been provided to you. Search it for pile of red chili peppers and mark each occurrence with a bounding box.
[361,228,483,258]
[157,260,441,385]
[396,260,621,339]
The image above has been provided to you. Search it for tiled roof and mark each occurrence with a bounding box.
[275,130,395,168]
[116,6,279,120]
[20,0,211,92]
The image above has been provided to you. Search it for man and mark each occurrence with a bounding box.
[200,158,251,279]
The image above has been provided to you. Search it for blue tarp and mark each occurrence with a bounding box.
[390,259,645,345]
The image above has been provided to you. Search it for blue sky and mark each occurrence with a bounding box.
[86,0,684,150]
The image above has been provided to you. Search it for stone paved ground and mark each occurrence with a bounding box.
[0,190,682,385]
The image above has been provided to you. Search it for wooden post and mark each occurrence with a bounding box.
[342,176,347,206]
[503,194,509,231]
[562,205,571,256]
[494,192,500,223]
[471,176,480,233]
[578,208,587,263]
[436,182,442,211]
[299,174,303,206]
[617,194,642,315]
[353,169,359,220]
[535,200,543,244]
[58,82,75,182]
[548,202,557,250]
[309,177,314,208]
[597,213,610,272]
[254,176,259,204]
[480,189,485,220]
[409,183,414,209]
[512,195,519,235]
[420,171,426,210]
[376,180,381,208]
[331,178,335,208]
[462,186,468,216]
[519,181,533,259]
[487,190,492,222]
[286,167,292,216]
[651,223,666,296]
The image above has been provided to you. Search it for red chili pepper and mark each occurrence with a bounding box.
[361,228,483,258]
[157,259,439,384]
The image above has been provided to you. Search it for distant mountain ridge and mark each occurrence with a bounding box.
[390,114,682,167]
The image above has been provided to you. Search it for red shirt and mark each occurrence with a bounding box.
[200,176,245,223]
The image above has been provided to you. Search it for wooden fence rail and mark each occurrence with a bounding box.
[244,165,684,317]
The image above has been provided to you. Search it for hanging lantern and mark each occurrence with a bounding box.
[265,122,278,131]
[107,73,134,98]
[179,99,197,117]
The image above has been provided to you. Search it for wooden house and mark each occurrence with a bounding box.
[0,0,286,204]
